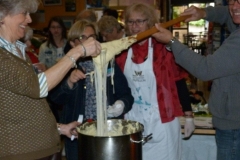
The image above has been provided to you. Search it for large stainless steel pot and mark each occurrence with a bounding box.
[77,119,151,160]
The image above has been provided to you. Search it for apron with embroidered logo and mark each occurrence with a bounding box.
[124,38,181,160]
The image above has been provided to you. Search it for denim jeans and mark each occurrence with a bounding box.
[216,128,240,160]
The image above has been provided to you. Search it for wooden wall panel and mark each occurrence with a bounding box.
[30,0,86,30]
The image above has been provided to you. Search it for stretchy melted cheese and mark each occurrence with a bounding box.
[93,36,137,65]
[79,36,137,136]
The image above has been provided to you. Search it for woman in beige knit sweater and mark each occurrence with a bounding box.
[0,0,101,160]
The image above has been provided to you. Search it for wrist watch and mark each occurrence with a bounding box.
[165,37,177,51]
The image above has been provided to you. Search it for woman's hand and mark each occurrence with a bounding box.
[67,69,86,88]
[45,38,100,91]
[69,37,101,58]
[152,24,173,44]
[180,5,206,22]
[33,63,47,73]
[82,37,101,57]
[59,121,80,138]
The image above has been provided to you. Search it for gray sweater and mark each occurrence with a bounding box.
[171,6,240,130]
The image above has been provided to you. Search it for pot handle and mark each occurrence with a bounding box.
[130,133,152,145]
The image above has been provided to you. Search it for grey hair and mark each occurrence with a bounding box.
[0,0,40,21]
[98,15,122,34]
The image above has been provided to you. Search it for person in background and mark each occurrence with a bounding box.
[39,16,68,69]
[102,8,124,30]
[115,3,194,160]
[75,9,97,22]
[19,26,46,73]
[19,26,39,63]
[50,19,134,160]
[0,0,101,160]
[153,2,240,159]
[98,15,125,42]
[103,8,119,19]
[38,16,69,122]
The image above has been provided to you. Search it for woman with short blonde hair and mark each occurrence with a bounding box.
[68,20,98,41]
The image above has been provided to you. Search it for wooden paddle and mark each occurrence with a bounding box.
[136,15,191,41]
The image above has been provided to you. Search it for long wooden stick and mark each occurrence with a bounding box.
[136,15,191,41]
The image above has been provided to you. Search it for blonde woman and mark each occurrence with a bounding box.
[116,3,194,160]
[50,20,133,160]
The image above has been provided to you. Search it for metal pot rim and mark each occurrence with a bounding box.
[77,119,144,137]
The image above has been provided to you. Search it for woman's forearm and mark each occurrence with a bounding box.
[45,38,101,91]
[45,56,75,91]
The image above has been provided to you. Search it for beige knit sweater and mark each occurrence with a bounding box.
[0,48,60,160]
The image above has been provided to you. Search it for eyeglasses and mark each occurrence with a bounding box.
[77,34,97,41]
[227,0,240,5]
[127,19,148,26]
